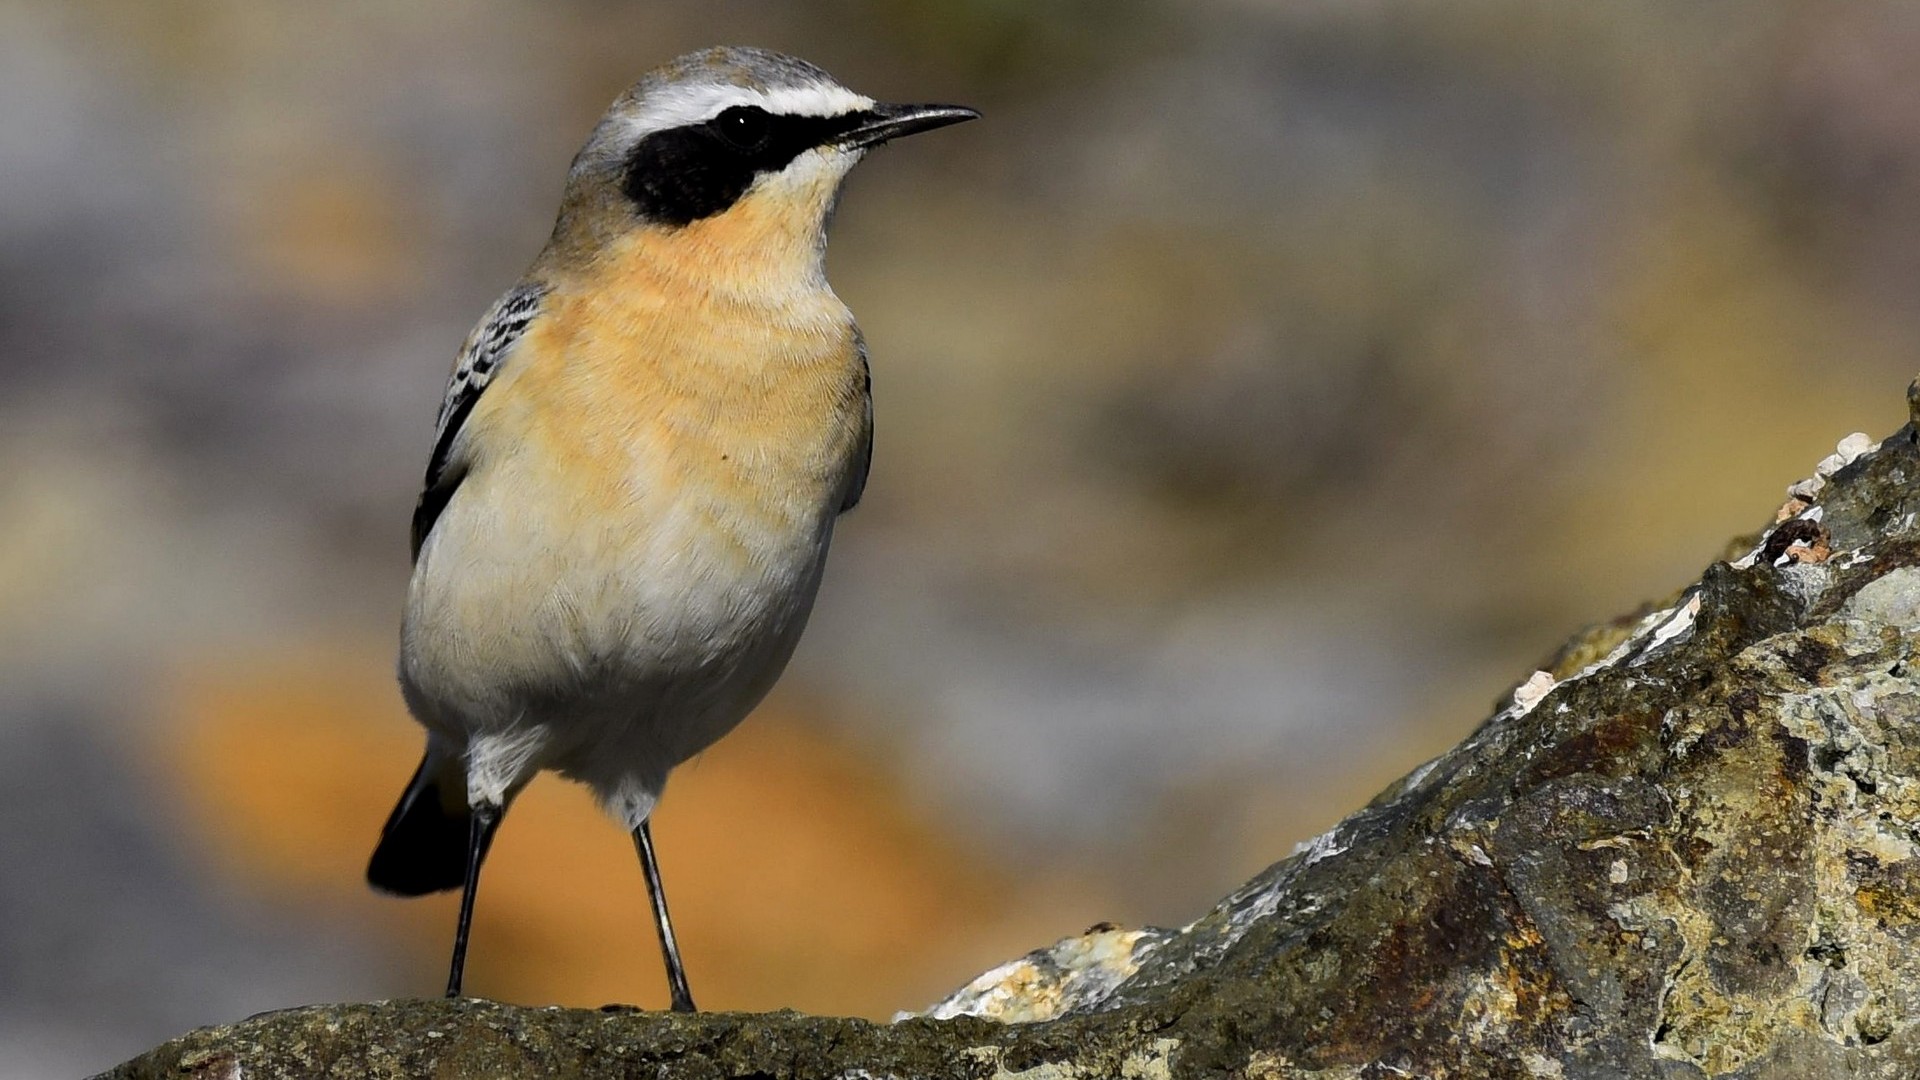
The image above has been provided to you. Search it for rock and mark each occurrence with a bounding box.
[101,378,1920,1077]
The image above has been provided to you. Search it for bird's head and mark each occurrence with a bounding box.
[546,47,977,293]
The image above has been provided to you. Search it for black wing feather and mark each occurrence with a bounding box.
[839,335,873,514]
[411,281,549,560]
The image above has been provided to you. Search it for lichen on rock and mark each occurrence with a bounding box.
[102,379,1920,1078]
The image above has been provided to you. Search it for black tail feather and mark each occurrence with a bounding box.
[367,752,469,896]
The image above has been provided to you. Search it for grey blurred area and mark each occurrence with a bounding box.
[0,704,384,1079]
[7,0,1920,1073]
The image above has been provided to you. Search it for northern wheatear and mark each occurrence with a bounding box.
[364,46,976,1007]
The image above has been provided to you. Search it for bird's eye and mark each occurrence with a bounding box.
[713,106,771,152]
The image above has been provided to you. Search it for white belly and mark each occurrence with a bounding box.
[398,443,840,823]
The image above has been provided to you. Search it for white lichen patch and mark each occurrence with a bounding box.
[1782,431,1881,507]
[1401,758,1440,792]
[1787,476,1826,503]
[1559,590,1701,686]
[1775,562,1836,607]
[1843,566,1920,629]
[968,1038,1180,1080]
[1475,599,1693,734]
[915,927,1159,1023]
[1511,671,1557,717]
[1543,590,1701,689]
[1194,845,1328,965]
[1637,594,1702,663]
[1775,673,1920,859]
[1826,432,1878,476]
[1292,825,1350,866]
[1520,1051,1567,1079]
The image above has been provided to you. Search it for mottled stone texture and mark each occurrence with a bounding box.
[104,383,1920,1079]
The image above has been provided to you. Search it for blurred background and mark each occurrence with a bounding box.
[6,0,1920,1074]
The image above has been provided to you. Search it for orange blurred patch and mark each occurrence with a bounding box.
[228,160,421,304]
[161,644,1102,1016]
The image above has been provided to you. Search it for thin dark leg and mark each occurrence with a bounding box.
[633,820,696,1012]
[445,802,502,999]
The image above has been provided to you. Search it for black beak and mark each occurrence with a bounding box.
[837,103,980,150]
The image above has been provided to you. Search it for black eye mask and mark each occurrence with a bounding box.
[621,105,875,226]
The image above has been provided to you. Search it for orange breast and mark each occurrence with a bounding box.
[470,226,868,562]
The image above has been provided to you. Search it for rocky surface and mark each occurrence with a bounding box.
[103,381,1920,1078]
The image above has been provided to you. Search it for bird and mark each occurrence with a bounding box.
[363,45,977,1008]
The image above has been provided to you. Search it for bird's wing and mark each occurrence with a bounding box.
[411,280,550,560]
[839,333,873,514]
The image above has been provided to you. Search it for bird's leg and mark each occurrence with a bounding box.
[445,802,502,998]
[632,820,697,1012]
